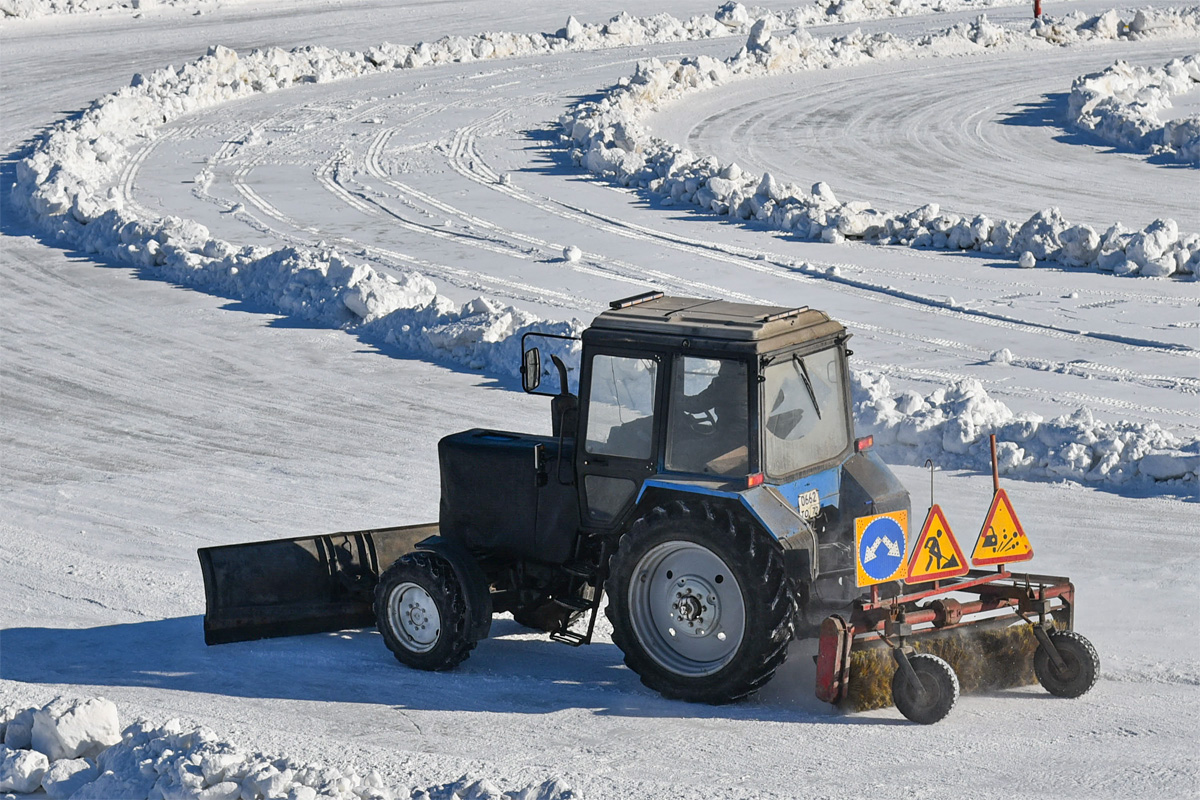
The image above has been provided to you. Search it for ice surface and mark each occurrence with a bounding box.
[8,1,1196,489]
[3,4,1199,800]
[561,7,1200,277]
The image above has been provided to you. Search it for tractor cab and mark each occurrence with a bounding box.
[522,291,894,547]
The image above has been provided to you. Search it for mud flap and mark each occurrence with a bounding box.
[198,523,437,645]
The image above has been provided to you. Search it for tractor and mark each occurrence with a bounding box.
[200,292,1096,723]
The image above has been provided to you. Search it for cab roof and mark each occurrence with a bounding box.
[588,293,845,348]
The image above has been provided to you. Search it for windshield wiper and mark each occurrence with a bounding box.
[792,354,822,420]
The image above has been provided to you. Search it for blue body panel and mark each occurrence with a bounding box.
[636,456,850,542]
[772,465,842,516]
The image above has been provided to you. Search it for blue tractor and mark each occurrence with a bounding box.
[200,292,1094,723]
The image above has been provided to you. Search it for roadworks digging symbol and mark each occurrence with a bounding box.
[905,504,969,584]
[855,510,908,587]
[971,488,1033,566]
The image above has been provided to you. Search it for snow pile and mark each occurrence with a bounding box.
[1068,53,1200,164]
[852,372,1200,487]
[560,7,1200,278]
[0,697,578,800]
[1,0,158,18]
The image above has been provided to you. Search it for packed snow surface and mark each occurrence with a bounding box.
[2,1,1199,799]
[562,6,1200,278]
[0,0,1094,22]
[11,3,1199,488]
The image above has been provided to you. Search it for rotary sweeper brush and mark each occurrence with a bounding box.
[198,293,1098,724]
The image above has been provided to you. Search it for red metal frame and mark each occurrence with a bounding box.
[815,569,1075,705]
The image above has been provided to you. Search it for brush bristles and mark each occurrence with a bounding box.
[844,622,1042,712]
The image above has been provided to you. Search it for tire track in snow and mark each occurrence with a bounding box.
[110,28,1198,434]
[442,116,1200,396]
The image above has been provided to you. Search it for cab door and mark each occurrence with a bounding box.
[576,350,664,529]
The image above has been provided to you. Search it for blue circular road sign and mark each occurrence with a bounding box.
[858,515,906,582]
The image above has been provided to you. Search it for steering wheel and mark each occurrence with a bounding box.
[685,408,718,436]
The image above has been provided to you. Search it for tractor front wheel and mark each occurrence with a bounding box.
[606,500,796,704]
[374,552,475,671]
[891,653,959,724]
[1034,630,1099,698]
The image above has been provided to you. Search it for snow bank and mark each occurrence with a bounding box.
[0,0,1079,23]
[19,5,1118,378]
[560,6,1200,278]
[11,32,608,379]
[853,372,1199,488]
[1068,52,1200,164]
[0,697,578,800]
[24,5,1048,376]
[1,0,161,18]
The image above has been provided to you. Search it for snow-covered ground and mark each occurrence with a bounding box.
[2,1,1198,799]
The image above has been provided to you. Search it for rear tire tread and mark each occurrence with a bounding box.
[605,499,797,704]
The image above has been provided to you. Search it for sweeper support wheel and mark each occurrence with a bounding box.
[891,651,960,724]
[1033,628,1099,698]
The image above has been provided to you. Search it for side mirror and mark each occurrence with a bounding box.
[521,347,542,393]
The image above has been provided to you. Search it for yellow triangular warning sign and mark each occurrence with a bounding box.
[971,488,1033,566]
[905,504,969,584]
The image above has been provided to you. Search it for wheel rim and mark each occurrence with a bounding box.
[386,582,441,653]
[627,541,746,677]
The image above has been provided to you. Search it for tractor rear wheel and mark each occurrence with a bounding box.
[1034,630,1099,698]
[605,500,796,704]
[891,653,959,724]
[374,552,475,671]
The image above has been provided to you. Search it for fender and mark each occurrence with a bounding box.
[632,480,819,582]
[413,535,493,641]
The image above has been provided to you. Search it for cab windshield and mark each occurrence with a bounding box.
[762,346,849,478]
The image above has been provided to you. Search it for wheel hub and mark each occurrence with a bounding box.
[670,579,718,635]
[405,602,431,630]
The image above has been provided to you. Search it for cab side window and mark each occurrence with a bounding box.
[666,356,749,476]
[585,355,658,459]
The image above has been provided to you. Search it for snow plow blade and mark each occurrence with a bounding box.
[198,523,436,645]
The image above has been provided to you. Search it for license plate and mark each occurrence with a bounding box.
[798,489,820,519]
